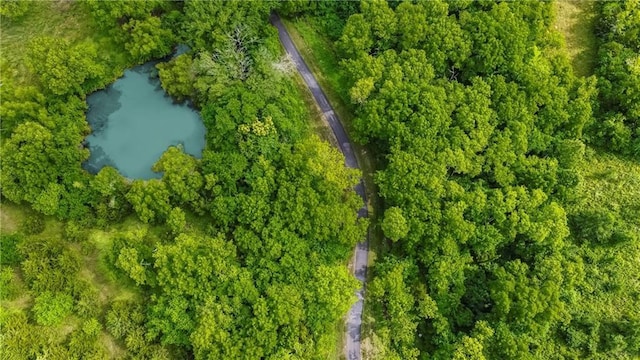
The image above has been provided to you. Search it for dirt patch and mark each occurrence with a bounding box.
[553,0,598,77]
[0,202,24,234]
[53,0,72,12]
[101,332,126,359]
[2,293,32,312]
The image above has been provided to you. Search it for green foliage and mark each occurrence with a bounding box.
[26,37,106,95]
[0,311,69,359]
[126,180,172,223]
[334,0,603,358]
[67,318,108,359]
[71,279,100,319]
[1,122,56,205]
[33,182,63,216]
[19,236,80,293]
[157,54,195,102]
[0,234,23,266]
[108,227,156,285]
[152,146,204,211]
[106,299,145,340]
[0,267,20,300]
[167,207,186,235]
[0,93,92,219]
[181,0,274,51]
[591,0,640,158]
[85,0,173,63]
[553,150,640,358]
[122,16,174,62]
[90,166,131,225]
[368,259,421,359]
[31,291,73,326]
[116,247,148,286]
[0,0,30,20]
[381,206,408,242]
[277,0,359,40]
[64,220,88,243]
[20,212,45,235]
[0,84,48,139]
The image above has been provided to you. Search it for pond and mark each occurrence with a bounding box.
[82,60,205,179]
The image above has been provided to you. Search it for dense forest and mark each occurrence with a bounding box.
[323,0,639,359]
[1,1,639,360]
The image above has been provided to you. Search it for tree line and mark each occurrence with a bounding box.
[589,0,640,158]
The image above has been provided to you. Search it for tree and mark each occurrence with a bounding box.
[1,122,57,205]
[157,54,195,102]
[381,207,409,242]
[152,146,204,210]
[181,0,273,51]
[123,16,174,62]
[32,291,74,326]
[116,247,148,286]
[167,207,187,235]
[26,37,105,95]
[126,180,171,223]
[33,182,63,216]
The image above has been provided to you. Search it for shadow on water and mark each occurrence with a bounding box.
[82,49,205,180]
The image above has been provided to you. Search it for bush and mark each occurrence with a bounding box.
[32,291,74,326]
[0,267,19,300]
[0,234,23,266]
[71,280,100,319]
[20,212,45,235]
[64,221,88,243]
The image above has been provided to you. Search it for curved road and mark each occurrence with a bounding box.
[270,14,369,360]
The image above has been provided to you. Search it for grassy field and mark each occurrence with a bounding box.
[564,148,640,342]
[572,148,640,237]
[553,0,598,77]
[0,0,127,85]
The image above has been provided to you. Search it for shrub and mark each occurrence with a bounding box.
[32,291,73,326]
[20,213,45,235]
[0,234,23,266]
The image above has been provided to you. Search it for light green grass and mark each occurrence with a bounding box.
[553,0,598,77]
[566,149,640,329]
[573,148,640,235]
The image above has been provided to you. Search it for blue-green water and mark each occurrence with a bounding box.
[83,61,205,179]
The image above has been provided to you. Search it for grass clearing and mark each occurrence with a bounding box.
[566,149,640,328]
[0,201,24,234]
[553,0,598,77]
[574,149,640,231]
